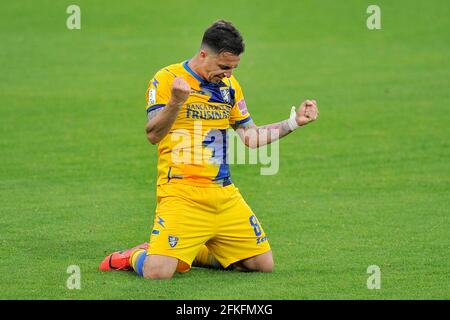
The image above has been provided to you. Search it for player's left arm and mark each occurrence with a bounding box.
[232,100,319,148]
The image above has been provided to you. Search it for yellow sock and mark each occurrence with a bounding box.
[130,248,146,276]
[192,245,222,269]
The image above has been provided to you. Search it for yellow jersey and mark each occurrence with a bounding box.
[145,61,251,188]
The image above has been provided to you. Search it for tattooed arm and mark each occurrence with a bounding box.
[146,77,190,144]
[232,100,319,148]
[232,118,292,148]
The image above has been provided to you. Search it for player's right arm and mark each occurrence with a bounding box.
[146,77,191,144]
[232,100,319,148]
[228,77,319,148]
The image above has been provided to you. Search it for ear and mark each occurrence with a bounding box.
[199,49,208,59]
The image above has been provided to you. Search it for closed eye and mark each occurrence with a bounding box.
[218,64,231,70]
[218,64,238,70]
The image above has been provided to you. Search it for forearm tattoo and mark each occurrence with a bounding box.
[147,107,163,121]
[233,119,294,148]
[259,119,292,135]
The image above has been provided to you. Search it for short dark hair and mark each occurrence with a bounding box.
[201,20,245,55]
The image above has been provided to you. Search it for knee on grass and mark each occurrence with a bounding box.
[142,255,178,279]
[235,253,274,273]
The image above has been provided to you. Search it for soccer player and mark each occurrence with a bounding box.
[100,20,319,279]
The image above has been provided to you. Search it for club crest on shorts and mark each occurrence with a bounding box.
[220,87,231,104]
[168,235,179,248]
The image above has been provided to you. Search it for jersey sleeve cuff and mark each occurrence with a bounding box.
[146,104,166,113]
[234,116,252,125]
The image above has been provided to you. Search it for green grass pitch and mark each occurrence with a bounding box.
[0,0,449,299]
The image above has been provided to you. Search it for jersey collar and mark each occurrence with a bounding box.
[182,60,229,89]
[183,60,206,84]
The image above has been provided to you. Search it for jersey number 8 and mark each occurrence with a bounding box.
[249,215,262,237]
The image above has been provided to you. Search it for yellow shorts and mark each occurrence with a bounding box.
[147,182,271,271]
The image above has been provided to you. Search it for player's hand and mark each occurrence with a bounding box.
[169,77,191,107]
[296,99,319,126]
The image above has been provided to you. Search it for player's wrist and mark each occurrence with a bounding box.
[287,106,300,131]
[167,99,184,109]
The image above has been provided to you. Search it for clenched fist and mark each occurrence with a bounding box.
[168,77,191,107]
[296,99,319,126]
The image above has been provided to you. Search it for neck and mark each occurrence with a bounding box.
[187,54,206,81]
